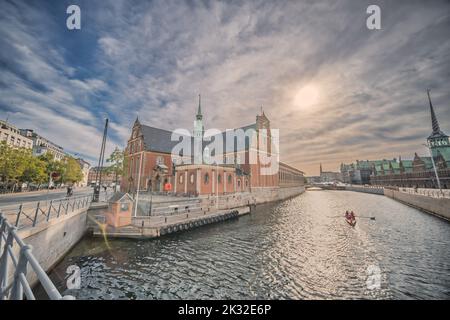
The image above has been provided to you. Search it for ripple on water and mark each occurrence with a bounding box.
[40,190,450,300]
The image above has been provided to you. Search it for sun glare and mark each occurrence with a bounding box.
[293,84,320,109]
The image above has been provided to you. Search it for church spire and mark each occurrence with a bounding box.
[427,89,441,135]
[196,94,202,120]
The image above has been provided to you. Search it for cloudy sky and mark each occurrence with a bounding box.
[1,0,449,175]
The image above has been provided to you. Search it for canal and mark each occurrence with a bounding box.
[41,190,450,299]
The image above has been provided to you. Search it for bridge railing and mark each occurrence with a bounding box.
[0,213,74,300]
[1,194,92,230]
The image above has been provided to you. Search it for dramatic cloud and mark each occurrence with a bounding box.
[0,0,449,174]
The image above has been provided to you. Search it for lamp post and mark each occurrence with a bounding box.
[422,143,443,195]
[133,151,144,217]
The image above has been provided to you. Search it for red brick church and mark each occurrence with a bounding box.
[121,97,304,196]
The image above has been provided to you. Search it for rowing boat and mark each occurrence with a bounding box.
[346,217,356,227]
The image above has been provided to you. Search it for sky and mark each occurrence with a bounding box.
[0,0,449,176]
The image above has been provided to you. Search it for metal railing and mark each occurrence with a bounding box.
[1,195,92,230]
[399,187,450,199]
[0,213,74,300]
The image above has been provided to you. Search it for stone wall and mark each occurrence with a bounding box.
[14,208,88,287]
[197,186,305,211]
[250,186,305,204]
[384,189,450,220]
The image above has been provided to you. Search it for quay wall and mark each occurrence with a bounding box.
[250,186,305,204]
[384,189,450,221]
[199,186,305,212]
[9,208,88,287]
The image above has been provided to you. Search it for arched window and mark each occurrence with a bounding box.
[190,173,194,184]
[228,174,232,184]
[245,179,248,187]
[204,173,209,184]
[237,179,241,187]
[156,156,164,165]
[217,174,222,184]
[179,174,183,184]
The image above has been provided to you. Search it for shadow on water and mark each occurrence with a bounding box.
[37,191,450,299]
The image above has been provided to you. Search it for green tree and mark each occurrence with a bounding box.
[105,147,125,190]
[61,156,83,185]
[19,156,47,185]
[38,153,65,185]
[0,141,30,185]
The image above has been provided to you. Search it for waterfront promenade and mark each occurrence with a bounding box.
[91,206,249,239]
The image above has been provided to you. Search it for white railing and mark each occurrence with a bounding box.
[0,213,74,300]
[398,187,450,199]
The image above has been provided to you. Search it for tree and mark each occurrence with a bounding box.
[105,147,125,191]
[19,156,47,186]
[0,141,30,188]
[38,152,64,186]
[61,156,83,185]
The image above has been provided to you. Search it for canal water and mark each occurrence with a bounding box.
[41,191,450,299]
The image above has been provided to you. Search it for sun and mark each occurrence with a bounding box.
[293,84,320,109]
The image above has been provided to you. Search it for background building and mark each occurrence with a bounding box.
[121,98,304,195]
[319,163,343,183]
[369,91,449,189]
[88,167,119,187]
[0,120,33,149]
[19,129,66,161]
[76,158,91,187]
[340,159,397,185]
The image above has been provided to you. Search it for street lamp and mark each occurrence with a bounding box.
[422,143,443,195]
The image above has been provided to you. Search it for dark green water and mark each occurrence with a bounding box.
[41,191,450,299]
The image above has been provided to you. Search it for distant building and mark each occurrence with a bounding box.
[370,91,450,189]
[340,159,397,185]
[19,129,66,161]
[88,167,120,187]
[306,176,321,184]
[0,120,33,149]
[76,158,91,187]
[318,163,342,183]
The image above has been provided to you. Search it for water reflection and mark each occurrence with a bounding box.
[42,191,450,299]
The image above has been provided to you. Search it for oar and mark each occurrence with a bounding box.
[327,215,376,220]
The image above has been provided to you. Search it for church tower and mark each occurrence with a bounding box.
[193,94,204,164]
[193,94,204,139]
[426,90,450,161]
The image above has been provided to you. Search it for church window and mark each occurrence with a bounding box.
[156,156,164,165]
[204,173,209,184]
